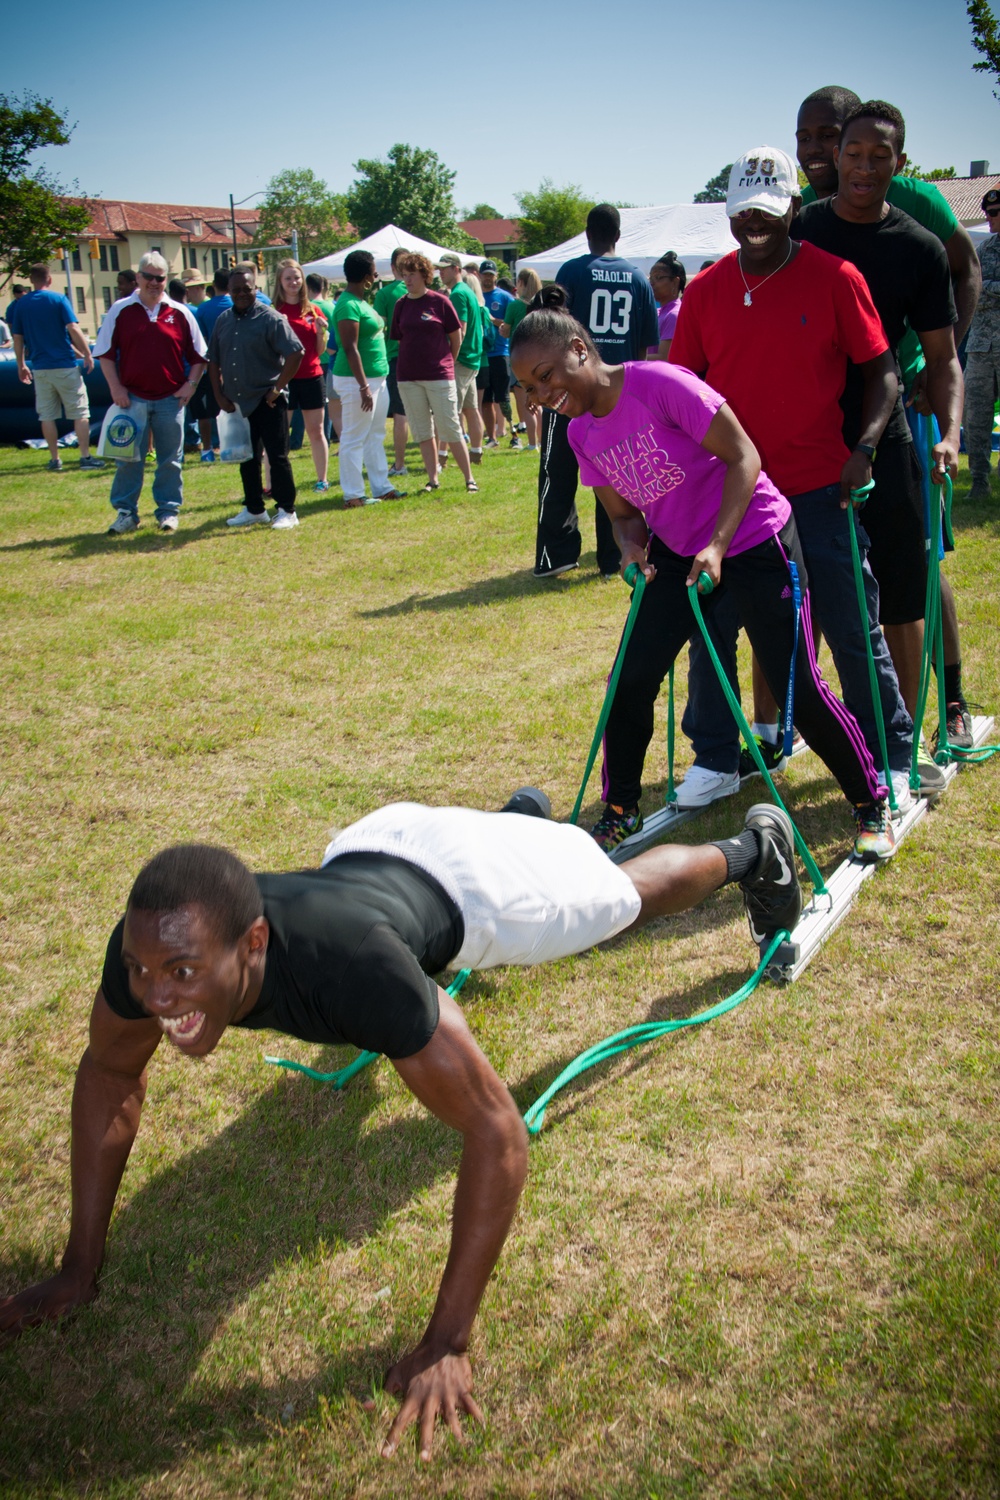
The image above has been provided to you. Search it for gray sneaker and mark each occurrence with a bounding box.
[968,478,991,501]
[46,457,63,472]
[916,739,947,796]
[107,511,139,535]
[79,455,106,470]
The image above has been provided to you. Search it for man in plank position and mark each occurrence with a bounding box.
[0,795,800,1458]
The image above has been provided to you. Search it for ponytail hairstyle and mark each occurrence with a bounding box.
[510,282,599,362]
[651,250,686,293]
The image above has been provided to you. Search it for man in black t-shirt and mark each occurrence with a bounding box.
[0,795,799,1458]
[791,100,963,755]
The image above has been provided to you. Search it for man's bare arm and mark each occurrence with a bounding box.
[920,325,964,478]
[840,349,897,506]
[381,992,528,1460]
[66,322,94,373]
[0,991,161,1334]
[945,223,982,347]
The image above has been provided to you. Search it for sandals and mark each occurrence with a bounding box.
[420,481,440,494]
[466,480,479,493]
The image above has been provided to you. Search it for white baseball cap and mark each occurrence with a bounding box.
[726,147,799,218]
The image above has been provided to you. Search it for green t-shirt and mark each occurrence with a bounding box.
[332,292,389,379]
[450,279,483,369]
[799,175,959,388]
[313,298,337,369]
[372,279,408,361]
[505,298,529,337]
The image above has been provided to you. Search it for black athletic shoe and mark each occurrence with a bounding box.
[500,786,551,819]
[738,735,789,780]
[738,803,802,945]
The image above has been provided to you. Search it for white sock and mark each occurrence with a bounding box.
[753,720,780,746]
[471,447,482,456]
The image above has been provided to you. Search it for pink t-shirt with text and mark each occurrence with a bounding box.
[567,361,790,558]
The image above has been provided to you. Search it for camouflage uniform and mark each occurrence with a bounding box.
[963,232,1000,486]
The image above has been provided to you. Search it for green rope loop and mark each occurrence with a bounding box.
[264,969,473,1088]
[686,582,828,897]
[523,930,786,1134]
[846,482,897,813]
[569,564,647,825]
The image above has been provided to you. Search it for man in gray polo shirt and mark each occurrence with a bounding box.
[208,264,304,529]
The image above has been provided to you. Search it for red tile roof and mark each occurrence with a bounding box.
[932,175,1000,224]
[63,197,262,245]
[460,218,520,243]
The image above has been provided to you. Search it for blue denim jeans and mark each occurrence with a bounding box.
[686,484,913,776]
[108,394,184,521]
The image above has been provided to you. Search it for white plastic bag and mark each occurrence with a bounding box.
[217,407,253,463]
[97,401,145,462]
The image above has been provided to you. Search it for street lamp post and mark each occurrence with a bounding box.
[229,188,266,263]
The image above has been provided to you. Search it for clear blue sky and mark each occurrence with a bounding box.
[6,0,998,219]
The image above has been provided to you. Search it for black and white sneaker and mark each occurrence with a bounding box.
[739,802,801,945]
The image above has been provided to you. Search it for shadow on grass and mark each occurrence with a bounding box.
[358,565,606,618]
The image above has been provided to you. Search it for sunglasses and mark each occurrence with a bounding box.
[140,272,166,283]
[986,207,1000,217]
[732,208,783,223]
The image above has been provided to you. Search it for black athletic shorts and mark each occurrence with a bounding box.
[481,354,510,405]
[187,371,220,421]
[287,375,325,411]
[386,358,406,418]
[861,439,928,626]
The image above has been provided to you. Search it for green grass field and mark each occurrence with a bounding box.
[1,436,999,1499]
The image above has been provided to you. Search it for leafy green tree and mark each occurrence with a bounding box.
[346,144,470,246]
[514,180,593,256]
[968,0,1000,100]
[693,165,733,204]
[257,169,352,261]
[462,202,501,220]
[0,93,92,287]
[900,164,957,181]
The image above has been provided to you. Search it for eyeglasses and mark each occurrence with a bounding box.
[140,272,166,283]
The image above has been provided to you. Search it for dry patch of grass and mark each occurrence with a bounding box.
[1,443,999,1498]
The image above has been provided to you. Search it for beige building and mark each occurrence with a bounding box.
[41,198,266,339]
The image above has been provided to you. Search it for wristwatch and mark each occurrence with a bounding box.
[854,442,877,461]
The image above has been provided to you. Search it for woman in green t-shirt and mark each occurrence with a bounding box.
[501,268,542,450]
[331,250,403,508]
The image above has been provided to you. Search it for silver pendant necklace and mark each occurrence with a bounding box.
[738,242,793,307]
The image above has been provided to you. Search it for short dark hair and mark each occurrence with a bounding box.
[168,278,187,302]
[652,251,686,292]
[306,273,324,295]
[128,844,263,946]
[586,204,621,244]
[799,85,862,120]
[390,246,408,268]
[510,282,599,362]
[213,268,230,293]
[118,268,137,284]
[344,249,376,283]
[842,98,906,153]
[230,260,256,281]
[29,262,50,281]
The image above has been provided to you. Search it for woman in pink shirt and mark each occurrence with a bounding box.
[274,258,329,495]
[511,289,890,864]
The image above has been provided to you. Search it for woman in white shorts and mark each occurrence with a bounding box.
[389,253,478,495]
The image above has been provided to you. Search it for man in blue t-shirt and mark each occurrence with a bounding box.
[479,260,517,446]
[534,205,658,578]
[9,263,104,472]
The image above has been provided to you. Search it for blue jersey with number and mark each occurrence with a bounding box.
[555,253,658,365]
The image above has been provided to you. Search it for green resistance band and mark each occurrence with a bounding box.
[847,481,898,815]
[264,968,473,1089]
[569,563,647,825]
[686,580,828,898]
[522,929,786,1134]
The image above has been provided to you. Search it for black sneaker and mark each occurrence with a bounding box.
[738,735,789,780]
[590,803,643,852]
[739,803,802,944]
[500,787,551,819]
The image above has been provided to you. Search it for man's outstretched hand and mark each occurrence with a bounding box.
[0,1268,97,1336]
[378,1341,484,1461]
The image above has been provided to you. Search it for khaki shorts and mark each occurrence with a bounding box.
[34,366,90,423]
[396,378,463,444]
[455,361,479,413]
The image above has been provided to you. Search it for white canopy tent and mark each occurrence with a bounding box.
[301,223,471,281]
[516,204,736,280]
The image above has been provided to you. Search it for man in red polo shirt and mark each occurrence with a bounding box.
[94,251,207,534]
